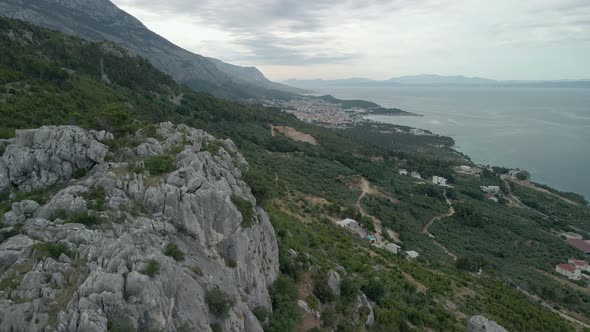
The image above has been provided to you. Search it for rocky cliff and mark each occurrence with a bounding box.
[0,123,279,331]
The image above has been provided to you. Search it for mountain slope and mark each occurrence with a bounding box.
[0,17,587,332]
[0,0,301,97]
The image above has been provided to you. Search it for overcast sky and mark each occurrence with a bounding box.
[112,0,590,81]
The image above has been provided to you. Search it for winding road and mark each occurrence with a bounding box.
[422,192,457,261]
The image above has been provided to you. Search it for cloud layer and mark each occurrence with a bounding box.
[113,0,590,80]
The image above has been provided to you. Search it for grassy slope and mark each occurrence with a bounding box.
[0,17,587,331]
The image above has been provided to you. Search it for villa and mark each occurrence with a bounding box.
[399,169,408,176]
[411,172,422,179]
[405,250,420,260]
[385,242,401,254]
[555,263,582,281]
[432,176,448,186]
[568,259,590,273]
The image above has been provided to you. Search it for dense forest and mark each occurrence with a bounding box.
[1,17,589,331]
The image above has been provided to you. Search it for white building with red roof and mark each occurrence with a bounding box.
[555,263,581,280]
[568,259,590,273]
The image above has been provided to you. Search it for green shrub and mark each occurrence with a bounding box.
[205,288,231,319]
[0,127,15,139]
[72,168,88,179]
[253,306,269,323]
[362,277,385,303]
[144,155,176,175]
[231,195,255,227]
[33,242,74,260]
[210,323,223,332]
[84,186,106,211]
[267,276,300,332]
[67,212,104,227]
[203,140,225,155]
[243,169,275,203]
[164,243,185,261]
[106,313,135,332]
[312,274,334,303]
[143,259,160,277]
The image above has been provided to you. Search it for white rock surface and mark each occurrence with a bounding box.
[0,123,279,332]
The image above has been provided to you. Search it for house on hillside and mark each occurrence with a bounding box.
[385,242,401,254]
[555,264,581,280]
[399,169,408,176]
[566,239,590,257]
[411,172,422,180]
[405,250,419,260]
[432,176,448,186]
[563,232,584,240]
[367,234,377,244]
[337,218,359,230]
[569,259,590,273]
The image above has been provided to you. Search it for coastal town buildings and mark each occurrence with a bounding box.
[399,169,408,176]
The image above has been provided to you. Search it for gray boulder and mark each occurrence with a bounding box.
[327,270,341,296]
[468,315,508,332]
[2,126,108,192]
[353,292,375,327]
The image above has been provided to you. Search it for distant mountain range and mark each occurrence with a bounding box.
[283,75,590,89]
[0,0,304,99]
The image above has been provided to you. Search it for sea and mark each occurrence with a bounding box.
[310,86,590,200]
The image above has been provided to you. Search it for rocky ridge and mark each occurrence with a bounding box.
[0,123,279,331]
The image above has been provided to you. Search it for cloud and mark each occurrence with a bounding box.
[112,0,590,80]
[113,0,438,65]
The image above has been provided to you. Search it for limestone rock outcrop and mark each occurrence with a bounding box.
[0,123,279,332]
[468,315,508,332]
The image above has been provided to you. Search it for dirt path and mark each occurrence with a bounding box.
[422,193,457,261]
[536,269,590,297]
[516,286,590,330]
[504,175,579,206]
[271,125,318,145]
[356,178,400,243]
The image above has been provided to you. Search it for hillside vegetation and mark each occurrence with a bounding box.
[1,17,589,331]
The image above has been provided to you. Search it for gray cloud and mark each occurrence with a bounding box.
[113,0,436,65]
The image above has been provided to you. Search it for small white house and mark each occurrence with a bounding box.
[405,250,420,260]
[337,218,359,230]
[568,259,590,273]
[432,176,448,186]
[481,186,501,194]
[411,172,422,179]
[385,243,401,254]
[555,264,581,280]
[398,169,408,176]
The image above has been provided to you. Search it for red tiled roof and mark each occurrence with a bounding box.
[569,259,589,267]
[557,264,577,272]
[566,239,590,253]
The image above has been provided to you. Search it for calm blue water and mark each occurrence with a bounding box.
[313,86,590,199]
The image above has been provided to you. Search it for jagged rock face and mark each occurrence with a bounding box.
[0,123,279,332]
[1,126,109,193]
[468,315,508,332]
